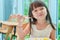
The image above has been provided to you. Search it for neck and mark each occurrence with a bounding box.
[37,19,47,25]
[36,19,48,30]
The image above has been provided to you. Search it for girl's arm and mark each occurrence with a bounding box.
[23,23,30,36]
[16,14,30,40]
[16,23,30,40]
[50,29,55,40]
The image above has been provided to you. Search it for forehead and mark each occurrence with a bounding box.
[33,7,45,10]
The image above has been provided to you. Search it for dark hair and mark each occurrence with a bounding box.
[29,1,55,30]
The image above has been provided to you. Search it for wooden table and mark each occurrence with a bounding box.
[0,21,18,40]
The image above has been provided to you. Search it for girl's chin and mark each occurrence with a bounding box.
[38,16,43,18]
[37,17,44,20]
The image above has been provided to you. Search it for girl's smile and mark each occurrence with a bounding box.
[38,13,44,16]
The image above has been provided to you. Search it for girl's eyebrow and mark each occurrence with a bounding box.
[38,7,44,8]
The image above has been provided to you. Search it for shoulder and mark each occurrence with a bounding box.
[49,23,56,34]
[51,24,56,32]
[47,24,56,33]
[49,23,56,30]
[50,24,56,36]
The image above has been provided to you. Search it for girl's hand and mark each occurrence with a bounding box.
[9,14,26,39]
[16,24,25,39]
[9,14,25,22]
[8,14,17,21]
[16,14,25,25]
[16,14,25,39]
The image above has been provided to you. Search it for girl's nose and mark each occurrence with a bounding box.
[38,11,41,14]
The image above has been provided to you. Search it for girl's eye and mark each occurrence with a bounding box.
[34,10,37,12]
[40,8,44,10]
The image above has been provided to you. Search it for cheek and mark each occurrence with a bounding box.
[45,12,47,16]
[43,10,47,17]
[44,12,47,16]
[32,13,37,18]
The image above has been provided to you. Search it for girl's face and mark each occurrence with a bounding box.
[32,7,47,20]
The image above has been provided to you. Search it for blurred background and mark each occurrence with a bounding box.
[0,0,58,40]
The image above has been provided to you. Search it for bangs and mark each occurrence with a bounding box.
[30,1,46,10]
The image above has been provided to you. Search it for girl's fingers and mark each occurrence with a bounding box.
[16,14,25,22]
[16,27,24,38]
[16,24,24,36]
[10,14,17,20]
[9,14,25,22]
[17,14,25,20]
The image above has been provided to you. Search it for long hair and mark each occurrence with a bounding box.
[29,1,55,31]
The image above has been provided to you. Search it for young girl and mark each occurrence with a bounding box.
[16,1,55,40]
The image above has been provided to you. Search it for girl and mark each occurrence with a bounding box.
[16,1,56,40]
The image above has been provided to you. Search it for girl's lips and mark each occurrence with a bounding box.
[39,14,43,16]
